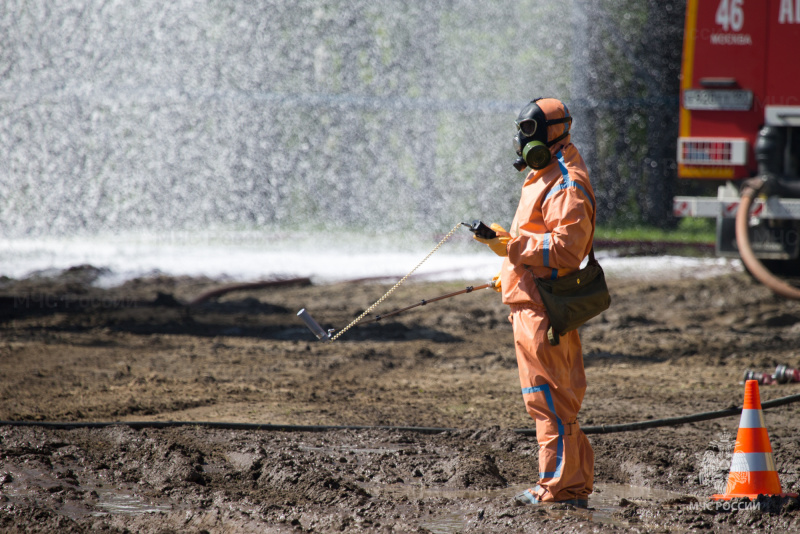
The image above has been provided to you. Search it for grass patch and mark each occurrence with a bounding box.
[596,217,715,244]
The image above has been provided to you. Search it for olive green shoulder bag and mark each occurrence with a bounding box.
[530,247,611,345]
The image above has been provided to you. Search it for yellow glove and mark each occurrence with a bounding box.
[473,223,511,257]
[491,271,502,292]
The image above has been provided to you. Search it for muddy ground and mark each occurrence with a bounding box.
[1,264,800,533]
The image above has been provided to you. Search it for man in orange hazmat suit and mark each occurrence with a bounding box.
[474,97,595,506]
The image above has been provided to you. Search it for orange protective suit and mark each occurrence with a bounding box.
[499,98,595,503]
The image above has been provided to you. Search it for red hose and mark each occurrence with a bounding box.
[735,179,800,300]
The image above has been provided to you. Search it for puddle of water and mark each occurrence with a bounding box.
[365,481,695,532]
[367,481,687,504]
[368,483,506,501]
[420,511,469,534]
[91,489,172,516]
[223,451,261,471]
[593,483,688,505]
[0,464,173,518]
[586,483,698,529]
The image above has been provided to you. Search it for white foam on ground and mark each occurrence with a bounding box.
[0,233,742,286]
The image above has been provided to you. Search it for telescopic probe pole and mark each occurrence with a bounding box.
[297,220,496,342]
[355,283,493,325]
[298,281,495,341]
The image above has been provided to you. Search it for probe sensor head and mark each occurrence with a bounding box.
[297,308,332,341]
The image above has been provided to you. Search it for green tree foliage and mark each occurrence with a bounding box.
[572,0,686,228]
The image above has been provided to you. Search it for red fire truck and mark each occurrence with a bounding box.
[673,0,800,298]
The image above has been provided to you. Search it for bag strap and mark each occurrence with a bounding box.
[588,246,599,266]
[524,244,599,279]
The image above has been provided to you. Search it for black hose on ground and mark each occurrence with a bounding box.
[187,277,312,306]
[735,178,800,300]
[579,391,800,435]
[2,392,799,436]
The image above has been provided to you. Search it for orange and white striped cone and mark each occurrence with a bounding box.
[711,380,798,500]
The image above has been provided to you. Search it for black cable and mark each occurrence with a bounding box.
[2,392,799,436]
[579,391,800,435]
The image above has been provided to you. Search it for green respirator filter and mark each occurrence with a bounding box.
[522,140,551,170]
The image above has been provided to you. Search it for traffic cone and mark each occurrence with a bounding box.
[711,380,798,500]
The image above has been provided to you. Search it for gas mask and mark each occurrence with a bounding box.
[512,99,573,171]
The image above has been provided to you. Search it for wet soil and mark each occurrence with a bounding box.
[1,265,800,532]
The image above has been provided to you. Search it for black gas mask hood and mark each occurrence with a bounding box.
[512,99,572,171]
